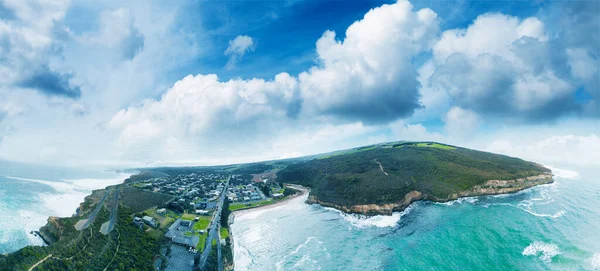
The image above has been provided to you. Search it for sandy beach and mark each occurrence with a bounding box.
[232,184,310,217]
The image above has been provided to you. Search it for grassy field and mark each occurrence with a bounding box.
[192,216,211,231]
[197,234,207,252]
[220,227,229,240]
[181,213,196,221]
[229,200,273,211]
[415,142,456,150]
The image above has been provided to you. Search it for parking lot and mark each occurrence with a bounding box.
[164,245,195,271]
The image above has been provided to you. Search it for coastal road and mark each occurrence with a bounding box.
[75,189,109,231]
[198,176,230,270]
[100,187,119,234]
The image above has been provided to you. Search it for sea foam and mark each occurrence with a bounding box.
[522,241,561,262]
[330,205,413,228]
[589,253,600,269]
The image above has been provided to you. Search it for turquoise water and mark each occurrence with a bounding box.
[232,167,600,270]
[0,163,127,254]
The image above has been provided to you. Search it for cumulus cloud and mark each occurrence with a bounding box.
[224,35,255,69]
[428,14,581,122]
[299,1,438,123]
[0,0,80,98]
[110,0,441,152]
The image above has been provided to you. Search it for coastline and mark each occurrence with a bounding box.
[232,184,310,217]
[305,173,554,216]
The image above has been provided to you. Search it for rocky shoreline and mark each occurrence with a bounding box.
[306,173,554,216]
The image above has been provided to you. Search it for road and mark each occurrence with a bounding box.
[100,188,119,234]
[198,176,229,270]
[76,189,109,231]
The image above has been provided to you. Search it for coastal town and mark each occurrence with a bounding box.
[125,170,299,270]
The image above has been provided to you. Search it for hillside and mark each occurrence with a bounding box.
[0,187,174,271]
[276,142,553,215]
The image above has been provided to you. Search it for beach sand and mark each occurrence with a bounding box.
[232,185,309,217]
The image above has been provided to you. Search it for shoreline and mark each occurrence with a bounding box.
[232,184,310,217]
[305,173,554,216]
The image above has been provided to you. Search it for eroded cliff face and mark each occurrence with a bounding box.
[431,173,554,202]
[39,217,62,245]
[307,173,554,216]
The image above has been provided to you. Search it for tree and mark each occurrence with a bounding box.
[221,198,230,227]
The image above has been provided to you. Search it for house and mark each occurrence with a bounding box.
[156,208,167,215]
[142,216,157,228]
[195,210,209,215]
[272,193,283,199]
[195,201,216,210]
[133,217,144,228]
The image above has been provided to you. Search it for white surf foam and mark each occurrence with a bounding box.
[7,174,128,217]
[436,196,479,206]
[516,184,566,219]
[589,253,600,269]
[329,205,413,228]
[522,241,561,262]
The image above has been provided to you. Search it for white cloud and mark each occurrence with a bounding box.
[224,35,255,69]
[108,0,441,161]
[82,8,145,60]
[443,106,480,138]
[299,1,439,123]
[388,120,443,142]
[429,13,578,121]
[486,134,600,167]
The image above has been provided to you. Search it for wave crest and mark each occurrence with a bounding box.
[522,241,561,262]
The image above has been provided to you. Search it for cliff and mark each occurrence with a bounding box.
[306,173,553,215]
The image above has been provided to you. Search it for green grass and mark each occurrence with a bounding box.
[197,234,207,252]
[220,227,229,240]
[181,213,196,221]
[228,200,273,211]
[192,216,211,231]
[415,142,456,150]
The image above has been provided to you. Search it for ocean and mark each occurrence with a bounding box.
[0,162,128,254]
[232,166,600,270]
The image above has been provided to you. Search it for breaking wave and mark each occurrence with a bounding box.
[522,241,561,262]
[327,205,414,228]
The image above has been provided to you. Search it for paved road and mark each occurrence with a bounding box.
[77,189,109,230]
[100,188,119,234]
[198,176,230,270]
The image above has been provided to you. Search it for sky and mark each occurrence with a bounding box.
[0,0,598,169]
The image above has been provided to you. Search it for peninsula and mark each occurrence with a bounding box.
[277,141,553,215]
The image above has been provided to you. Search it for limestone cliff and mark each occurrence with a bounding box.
[307,173,554,216]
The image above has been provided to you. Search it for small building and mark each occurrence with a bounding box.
[180,220,192,227]
[142,216,157,228]
[133,217,144,228]
[195,210,209,215]
[156,208,167,215]
[272,193,283,199]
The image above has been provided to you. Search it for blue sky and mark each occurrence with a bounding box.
[0,0,598,168]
